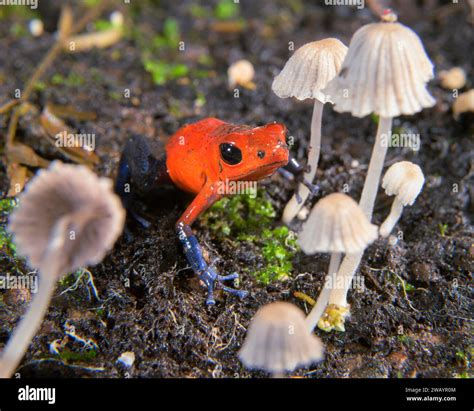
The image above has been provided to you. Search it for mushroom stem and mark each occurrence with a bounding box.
[282,100,324,224]
[327,117,392,310]
[0,273,57,378]
[305,252,341,332]
[359,116,392,219]
[380,197,404,237]
[328,252,362,308]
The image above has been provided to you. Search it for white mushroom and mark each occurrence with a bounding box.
[238,302,324,376]
[320,11,434,331]
[228,59,255,89]
[299,194,378,332]
[272,38,348,224]
[0,162,125,378]
[380,161,425,237]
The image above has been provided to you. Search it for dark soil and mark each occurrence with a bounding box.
[0,0,472,378]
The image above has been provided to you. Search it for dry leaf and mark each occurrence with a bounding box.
[65,28,122,52]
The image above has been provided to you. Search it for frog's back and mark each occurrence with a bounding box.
[165,118,226,193]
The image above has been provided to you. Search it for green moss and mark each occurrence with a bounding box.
[0,198,17,256]
[152,18,180,49]
[93,19,114,31]
[439,223,449,237]
[144,60,188,85]
[10,22,28,37]
[202,192,298,284]
[51,72,85,88]
[59,349,97,362]
[397,334,413,347]
[214,0,240,20]
[189,4,209,19]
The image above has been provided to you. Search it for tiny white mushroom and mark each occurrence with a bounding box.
[227,59,255,89]
[453,89,474,119]
[29,19,44,37]
[272,38,348,224]
[299,194,378,332]
[380,161,425,237]
[438,67,466,90]
[238,302,324,376]
[0,162,125,378]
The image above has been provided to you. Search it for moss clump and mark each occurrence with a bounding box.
[202,192,298,284]
[0,198,17,256]
[58,349,97,362]
[214,0,240,20]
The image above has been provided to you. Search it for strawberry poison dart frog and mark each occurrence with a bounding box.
[115,118,291,305]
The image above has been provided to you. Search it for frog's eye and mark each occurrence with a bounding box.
[219,143,242,165]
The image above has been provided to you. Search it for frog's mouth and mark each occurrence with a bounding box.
[239,159,289,181]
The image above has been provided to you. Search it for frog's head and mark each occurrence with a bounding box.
[214,122,289,182]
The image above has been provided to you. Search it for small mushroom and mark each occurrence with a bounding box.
[272,39,348,224]
[319,11,434,331]
[0,162,125,378]
[227,59,255,90]
[238,302,324,377]
[299,194,378,332]
[453,89,474,119]
[438,67,466,90]
[379,161,425,237]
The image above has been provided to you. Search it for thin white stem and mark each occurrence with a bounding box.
[0,274,57,378]
[282,100,324,224]
[328,253,362,307]
[359,117,392,219]
[380,197,404,237]
[305,252,341,332]
[328,117,392,308]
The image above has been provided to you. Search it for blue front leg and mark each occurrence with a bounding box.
[176,222,248,305]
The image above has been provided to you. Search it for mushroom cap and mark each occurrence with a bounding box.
[238,302,324,374]
[228,59,255,88]
[8,161,125,276]
[272,38,348,103]
[382,161,425,206]
[453,89,474,119]
[298,193,378,254]
[323,21,435,117]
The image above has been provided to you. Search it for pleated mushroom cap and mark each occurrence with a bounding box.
[323,15,435,118]
[238,302,324,374]
[272,38,348,103]
[382,161,425,206]
[298,193,378,255]
[8,161,125,275]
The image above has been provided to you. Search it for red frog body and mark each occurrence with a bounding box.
[116,118,289,305]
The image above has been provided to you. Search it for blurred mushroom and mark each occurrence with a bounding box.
[299,194,378,332]
[238,302,324,377]
[320,11,434,331]
[380,161,425,237]
[438,67,466,90]
[29,19,44,37]
[272,39,348,224]
[453,89,474,119]
[0,162,125,378]
[227,59,255,90]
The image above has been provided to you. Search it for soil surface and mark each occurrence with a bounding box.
[0,0,472,378]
